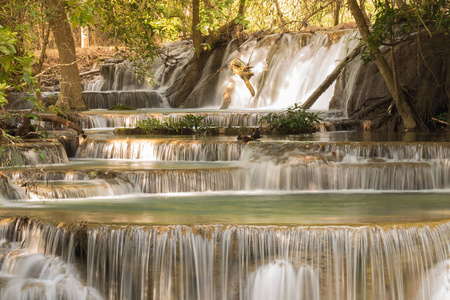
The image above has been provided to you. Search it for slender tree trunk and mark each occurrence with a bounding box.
[35,25,51,104]
[359,0,371,25]
[192,0,202,58]
[42,0,87,111]
[334,0,341,26]
[347,0,417,131]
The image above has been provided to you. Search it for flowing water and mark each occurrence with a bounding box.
[1,30,450,299]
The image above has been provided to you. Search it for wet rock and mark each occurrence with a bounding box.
[331,33,450,130]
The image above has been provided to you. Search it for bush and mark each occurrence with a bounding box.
[259,104,322,134]
[135,114,211,134]
[108,105,136,111]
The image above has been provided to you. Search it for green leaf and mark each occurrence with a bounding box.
[38,152,46,163]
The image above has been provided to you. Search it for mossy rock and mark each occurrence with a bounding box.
[108,105,136,111]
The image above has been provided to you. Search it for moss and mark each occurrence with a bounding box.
[108,105,136,111]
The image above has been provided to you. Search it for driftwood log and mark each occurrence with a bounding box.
[230,59,256,97]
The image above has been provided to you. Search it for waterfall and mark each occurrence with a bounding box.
[76,139,245,161]
[241,141,450,191]
[212,30,359,109]
[83,31,358,110]
[0,219,102,300]
[1,140,449,201]
[2,219,450,300]
[0,142,69,167]
[82,90,165,109]
[27,178,139,200]
[123,169,244,193]
[82,41,193,109]
[77,111,263,129]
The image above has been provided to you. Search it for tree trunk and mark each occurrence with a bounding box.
[35,25,51,104]
[192,0,202,58]
[301,46,361,109]
[359,0,371,25]
[42,0,87,111]
[347,0,418,131]
[334,0,341,26]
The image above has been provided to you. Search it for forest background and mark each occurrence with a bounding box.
[0,0,449,137]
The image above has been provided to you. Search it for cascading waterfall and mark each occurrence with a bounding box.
[82,30,358,110]
[82,40,193,109]
[123,169,244,193]
[212,30,359,109]
[27,179,139,200]
[241,141,450,191]
[0,142,68,167]
[82,90,165,109]
[76,139,245,161]
[1,20,448,300]
[1,219,450,300]
[76,111,263,129]
[1,141,449,201]
[0,219,102,300]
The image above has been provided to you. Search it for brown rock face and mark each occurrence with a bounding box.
[331,34,450,131]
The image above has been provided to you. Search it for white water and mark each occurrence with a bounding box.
[83,31,358,110]
[3,220,449,300]
[212,31,359,109]
[77,111,263,128]
[76,139,245,161]
[0,221,102,300]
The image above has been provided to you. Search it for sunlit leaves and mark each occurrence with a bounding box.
[0,25,35,104]
[370,0,450,49]
[66,0,96,28]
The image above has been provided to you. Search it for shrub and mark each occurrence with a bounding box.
[135,114,212,134]
[259,104,322,134]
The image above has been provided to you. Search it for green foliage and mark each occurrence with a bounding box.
[0,25,35,105]
[182,114,207,130]
[47,105,69,119]
[95,0,187,59]
[38,151,46,164]
[135,117,165,132]
[259,104,321,134]
[67,0,96,28]
[108,105,136,111]
[136,114,210,134]
[198,0,234,34]
[369,0,449,51]
[435,112,449,123]
[0,83,9,108]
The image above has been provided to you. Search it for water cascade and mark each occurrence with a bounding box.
[1,219,450,300]
[76,139,245,161]
[77,111,264,129]
[83,40,193,109]
[0,142,68,167]
[1,27,449,300]
[0,219,102,300]
[211,31,359,109]
[1,141,449,201]
[83,31,358,110]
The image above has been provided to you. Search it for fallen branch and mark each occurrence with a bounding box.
[301,45,362,109]
[34,59,81,79]
[38,114,86,144]
[80,69,100,77]
[432,117,450,126]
